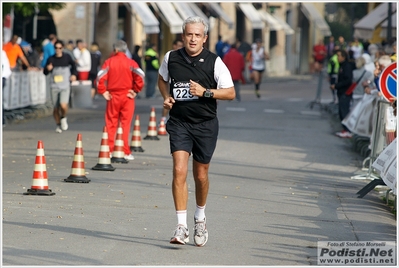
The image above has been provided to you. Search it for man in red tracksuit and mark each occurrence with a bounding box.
[222,43,245,102]
[97,40,145,160]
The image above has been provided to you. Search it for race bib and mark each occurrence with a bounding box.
[54,75,64,83]
[172,81,198,101]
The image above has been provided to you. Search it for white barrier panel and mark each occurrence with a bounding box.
[8,72,21,110]
[372,138,397,194]
[342,93,379,138]
[3,71,47,110]
[19,71,30,107]
[29,71,47,105]
[3,75,11,109]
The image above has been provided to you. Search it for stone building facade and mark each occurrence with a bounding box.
[49,2,331,75]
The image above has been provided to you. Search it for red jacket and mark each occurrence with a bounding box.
[222,48,245,81]
[97,52,145,94]
[313,44,327,62]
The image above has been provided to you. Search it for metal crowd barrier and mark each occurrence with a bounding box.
[353,98,397,198]
[2,70,94,123]
[3,70,51,122]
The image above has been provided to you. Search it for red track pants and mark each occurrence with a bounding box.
[105,92,135,155]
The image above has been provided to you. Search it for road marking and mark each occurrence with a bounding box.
[226,107,246,112]
[264,109,284,113]
[300,110,321,116]
[287,98,303,102]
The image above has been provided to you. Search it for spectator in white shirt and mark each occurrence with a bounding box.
[74,39,91,80]
[2,49,12,126]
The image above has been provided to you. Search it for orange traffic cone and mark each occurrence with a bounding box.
[65,133,91,183]
[92,126,116,171]
[158,117,167,136]
[24,140,55,196]
[144,107,160,140]
[111,122,129,163]
[130,115,145,152]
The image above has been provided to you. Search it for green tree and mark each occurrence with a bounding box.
[3,3,67,41]
[336,3,368,23]
[325,3,368,42]
[2,3,66,17]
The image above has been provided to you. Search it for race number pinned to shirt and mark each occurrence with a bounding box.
[172,81,198,101]
[54,75,64,83]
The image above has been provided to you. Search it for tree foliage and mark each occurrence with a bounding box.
[2,3,66,17]
[336,3,368,24]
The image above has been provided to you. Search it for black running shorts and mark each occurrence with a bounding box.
[166,117,219,164]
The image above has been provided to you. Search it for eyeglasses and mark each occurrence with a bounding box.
[55,47,63,49]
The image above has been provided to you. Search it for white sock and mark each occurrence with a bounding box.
[194,204,206,220]
[176,210,187,227]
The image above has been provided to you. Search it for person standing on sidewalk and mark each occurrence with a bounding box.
[3,34,32,71]
[88,42,102,99]
[43,40,77,133]
[144,43,159,98]
[327,46,340,104]
[331,49,354,138]
[312,39,327,73]
[223,43,245,102]
[96,40,145,160]
[2,49,12,127]
[40,34,57,69]
[74,39,91,80]
[158,16,235,246]
[131,45,142,69]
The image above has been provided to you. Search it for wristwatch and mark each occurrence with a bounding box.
[203,88,214,98]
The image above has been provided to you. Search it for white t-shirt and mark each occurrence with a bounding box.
[2,50,12,79]
[350,45,363,59]
[251,47,265,71]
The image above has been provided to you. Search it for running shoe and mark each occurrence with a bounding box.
[193,218,208,247]
[170,224,189,245]
[55,126,62,133]
[335,130,353,138]
[124,154,135,160]
[60,117,68,131]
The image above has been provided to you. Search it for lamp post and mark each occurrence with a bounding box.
[33,3,39,40]
[387,2,392,41]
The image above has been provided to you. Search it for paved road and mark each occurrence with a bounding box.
[2,75,396,267]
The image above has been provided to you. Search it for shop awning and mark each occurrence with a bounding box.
[187,3,210,25]
[152,2,184,34]
[380,11,397,38]
[206,3,234,29]
[272,14,295,35]
[173,3,209,25]
[237,3,264,29]
[354,3,397,39]
[300,3,331,36]
[128,2,159,34]
[258,10,283,31]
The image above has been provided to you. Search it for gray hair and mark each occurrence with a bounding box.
[378,55,392,68]
[182,16,209,36]
[113,40,127,53]
[355,56,365,69]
